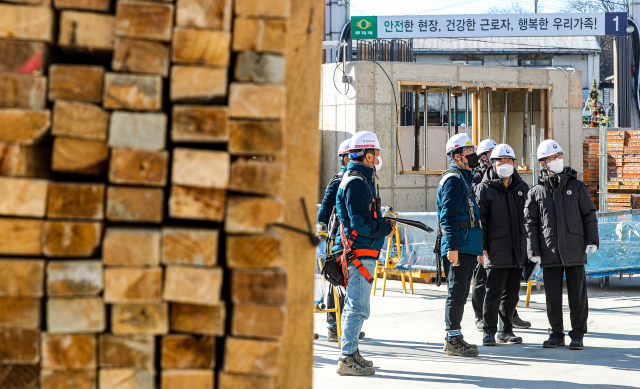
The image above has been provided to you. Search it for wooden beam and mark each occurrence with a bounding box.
[46,260,103,296]
[52,100,109,141]
[103,227,161,266]
[103,73,163,111]
[46,297,105,333]
[0,259,44,297]
[99,334,155,370]
[105,186,164,223]
[46,182,105,220]
[0,177,48,218]
[169,302,225,336]
[115,1,174,42]
[171,105,229,143]
[161,335,215,369]
[41,370,96,389]
[58,11,115,51]
[109,148,169,187]
[0,109,50,145]
[0,4,54,42]
[161,228,219,267]
[112,38,170,77]
[175,0,232,31]
[0,41,49,76]
[41,333,97,369]
[51,137,109,175]
[276,0,323,384]
[0,218,43,256]
[48,65,104,103]
[42,221,103,257]
[0,73,47,109]
[111,303,169,335]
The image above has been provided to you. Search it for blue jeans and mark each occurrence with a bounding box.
[340,259,376,355]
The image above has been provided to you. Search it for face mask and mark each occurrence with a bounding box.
[496,163,514,178]
[548,159,564,174]
[374,155,382,171]
[463,152,480,169]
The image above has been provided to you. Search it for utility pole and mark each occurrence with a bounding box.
[534,0,538,13]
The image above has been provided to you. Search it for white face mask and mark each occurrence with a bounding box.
[496,163,514,178]
[548,159,564,174]
[374,155,382,171]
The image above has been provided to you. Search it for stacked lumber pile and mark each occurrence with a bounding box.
[0,0,313,387]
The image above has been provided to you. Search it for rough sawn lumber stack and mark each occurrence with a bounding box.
[0,0,320,387]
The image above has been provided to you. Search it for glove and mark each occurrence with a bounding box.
[585,245,597,253]
[530,256,541,264]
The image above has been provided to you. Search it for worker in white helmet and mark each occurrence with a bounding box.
[435,133,483,357]
[333,131,395,375]
[524,139,599,350]
[317,137,365,343]
[472,139,532,332]
[474,144,530,347]
[472,139,498,187]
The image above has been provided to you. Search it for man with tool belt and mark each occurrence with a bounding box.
[437,133,483,357]
[525,139,598,350]
[317,138,364,343]
[474,144,530,347]
[333,131,395,376]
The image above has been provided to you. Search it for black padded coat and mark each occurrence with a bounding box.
[475,169,530,269]
[524,167,599,268]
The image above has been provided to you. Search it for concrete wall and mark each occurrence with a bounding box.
[416,53,599,90]
[319,62,582,212]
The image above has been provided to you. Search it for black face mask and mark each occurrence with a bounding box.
[464,152,480,169]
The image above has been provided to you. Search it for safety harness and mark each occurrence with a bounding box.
[433,167,481,286]
[321,169,380,287]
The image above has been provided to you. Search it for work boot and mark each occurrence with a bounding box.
[483,332,496,346]
[353,349,373,367]
[497,331,523,344]
[569,338,584,350]
[336,354,375,376]
[543,336,566,348]
[443,335,477,351]
[327,326,338,343]
[475,319,484,332]
[511,313,531,329]
[444,336,480,357]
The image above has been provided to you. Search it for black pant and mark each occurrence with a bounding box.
[326,285,345,325]
[443,253,477,332]
[483,267,521,334]
[542,265,589,339]
[473,263,521,322]
[472,264,487,321]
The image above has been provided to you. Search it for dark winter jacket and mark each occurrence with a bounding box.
[317,166,346,225]
[524,167,599,268]
[332,161,392,260]
[472,163,491,188]
[437,164,483,257]
[475,169,530,269]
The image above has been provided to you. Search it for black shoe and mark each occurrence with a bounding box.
[353,349,373,367]
[475,319,484,332]
[483,332,496,346]
[336,355,375,376]
[445,336,480,357]
[543,336,565,348]
[327,326,338,343]
[511,315,532,329]
[497,331,523,344]
[570,338,584,350]
[359,331,365,339]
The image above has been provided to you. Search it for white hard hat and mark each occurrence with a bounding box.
[536,139,563,160]
[349,131,384,152]
[477,139,498,156]
[337,138,351,156]
[445,133,474,155]
[490,144,516,160]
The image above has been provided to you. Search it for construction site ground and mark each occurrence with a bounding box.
[313,276,640,388]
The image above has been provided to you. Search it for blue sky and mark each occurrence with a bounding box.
[350,0,570,16]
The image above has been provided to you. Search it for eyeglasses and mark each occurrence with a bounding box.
[460,146,475,155]
[544,153,563,163]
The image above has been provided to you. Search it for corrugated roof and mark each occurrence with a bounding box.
[413,36,601,54]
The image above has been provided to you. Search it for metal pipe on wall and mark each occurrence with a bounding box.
[503,91,508,143]
[465,92,470,137]
[487,91,491,139]
[522,92,529,166]
[454,95,459,134]
[413,91,420,169]
[424,91,428,170]
[447,87,451,138]
[529,91,534,167]
[531,125,537,184]
[599,125,608,212]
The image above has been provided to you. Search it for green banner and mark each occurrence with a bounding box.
[351,16,378,39]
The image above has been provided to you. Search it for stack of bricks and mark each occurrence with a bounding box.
[0,0,296,388]
[583,135,599,208]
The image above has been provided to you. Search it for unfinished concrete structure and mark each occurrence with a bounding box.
[319,62,583,212]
